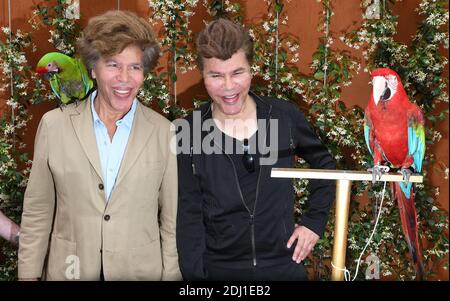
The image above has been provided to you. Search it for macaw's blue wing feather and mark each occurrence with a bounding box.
[364,124,373,156]
[364,114,373,156]
[408,122,425,173]
[399,179,413,199]
[400,117,425,198]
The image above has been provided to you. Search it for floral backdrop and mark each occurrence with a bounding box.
[0,0,448,280]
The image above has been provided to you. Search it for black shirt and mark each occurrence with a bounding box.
[222,131,260,211]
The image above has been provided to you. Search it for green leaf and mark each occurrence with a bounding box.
[314,71,324,80]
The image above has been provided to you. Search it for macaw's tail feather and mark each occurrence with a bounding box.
[391,182,424,280]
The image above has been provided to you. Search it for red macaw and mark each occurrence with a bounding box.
[364,67,425,279]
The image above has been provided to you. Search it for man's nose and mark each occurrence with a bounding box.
[117,67,129,82]
[223,75,234,90]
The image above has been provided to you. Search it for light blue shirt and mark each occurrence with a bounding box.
[91,91,137,201]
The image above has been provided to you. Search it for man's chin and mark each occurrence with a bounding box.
[222,108,243,116]
[220,102,244,114]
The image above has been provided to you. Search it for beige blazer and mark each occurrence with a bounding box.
[18,99,181,280]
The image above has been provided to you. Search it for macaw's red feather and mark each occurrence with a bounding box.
[367,99,410,167]
[391,182,424,280]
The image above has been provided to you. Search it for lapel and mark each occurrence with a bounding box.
[70,100,104,182]
[113,102,155,189]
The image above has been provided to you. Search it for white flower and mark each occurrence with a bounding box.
[1,27,11,34]
[64,0,80,19]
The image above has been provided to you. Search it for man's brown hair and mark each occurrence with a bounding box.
[196,18,253,70]
[77,10,160,75]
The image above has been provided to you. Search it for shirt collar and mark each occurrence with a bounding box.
[90,90,137,128]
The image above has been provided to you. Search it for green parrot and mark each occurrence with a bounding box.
[36,52,94,105]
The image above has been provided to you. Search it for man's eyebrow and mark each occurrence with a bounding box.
[206,67,247,74]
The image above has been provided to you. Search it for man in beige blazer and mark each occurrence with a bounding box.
[18,11,181,281]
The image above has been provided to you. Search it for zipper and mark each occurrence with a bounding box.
[213,141,257,265]
[252,114,271,220]
[250,214,256,266]
[209,94,273,268]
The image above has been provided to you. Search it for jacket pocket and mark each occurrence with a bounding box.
[129,239,162,280]
[46,235,77,281]
[128,161,164,200]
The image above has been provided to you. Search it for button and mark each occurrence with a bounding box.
[98,183,104,190]
[104,215,110,221]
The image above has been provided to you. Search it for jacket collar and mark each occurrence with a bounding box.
[199,90,273,121]
[69,98,155,190]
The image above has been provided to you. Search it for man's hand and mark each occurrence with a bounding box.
[287,224,319,263]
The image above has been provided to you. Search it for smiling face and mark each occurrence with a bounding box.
[91,44,144,117]
[202,49,253,120]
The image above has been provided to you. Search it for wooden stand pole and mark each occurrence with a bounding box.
[331,179,352,281]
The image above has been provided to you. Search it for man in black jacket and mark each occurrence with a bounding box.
[175,18,336,281]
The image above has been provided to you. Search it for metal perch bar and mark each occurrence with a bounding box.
[271,168,423,183]
[270,168,423,281]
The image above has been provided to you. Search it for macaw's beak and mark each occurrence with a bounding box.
[372,76,386,106]
[42,72,53,81]
[36,67,48,74]
[36,67,56,81]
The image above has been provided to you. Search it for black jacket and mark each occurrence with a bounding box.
[176,92,336,280]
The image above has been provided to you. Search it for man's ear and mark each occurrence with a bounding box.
[91,66,96,79]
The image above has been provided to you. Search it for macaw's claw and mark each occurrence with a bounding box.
[399,168,413,184]
[368,165,390,184]
[59,103,67,112]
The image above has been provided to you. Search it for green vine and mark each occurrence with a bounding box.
[30,0,80,56]
[0,26,44,280]
[148,0,198,119]
[250,0,303,101]
[203,0,243,21]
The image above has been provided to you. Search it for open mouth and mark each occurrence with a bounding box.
[222,93,239,104]
[113,88,132,98]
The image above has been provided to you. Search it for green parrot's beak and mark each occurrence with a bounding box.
[42,72,52,81]
[42,71,58,81]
